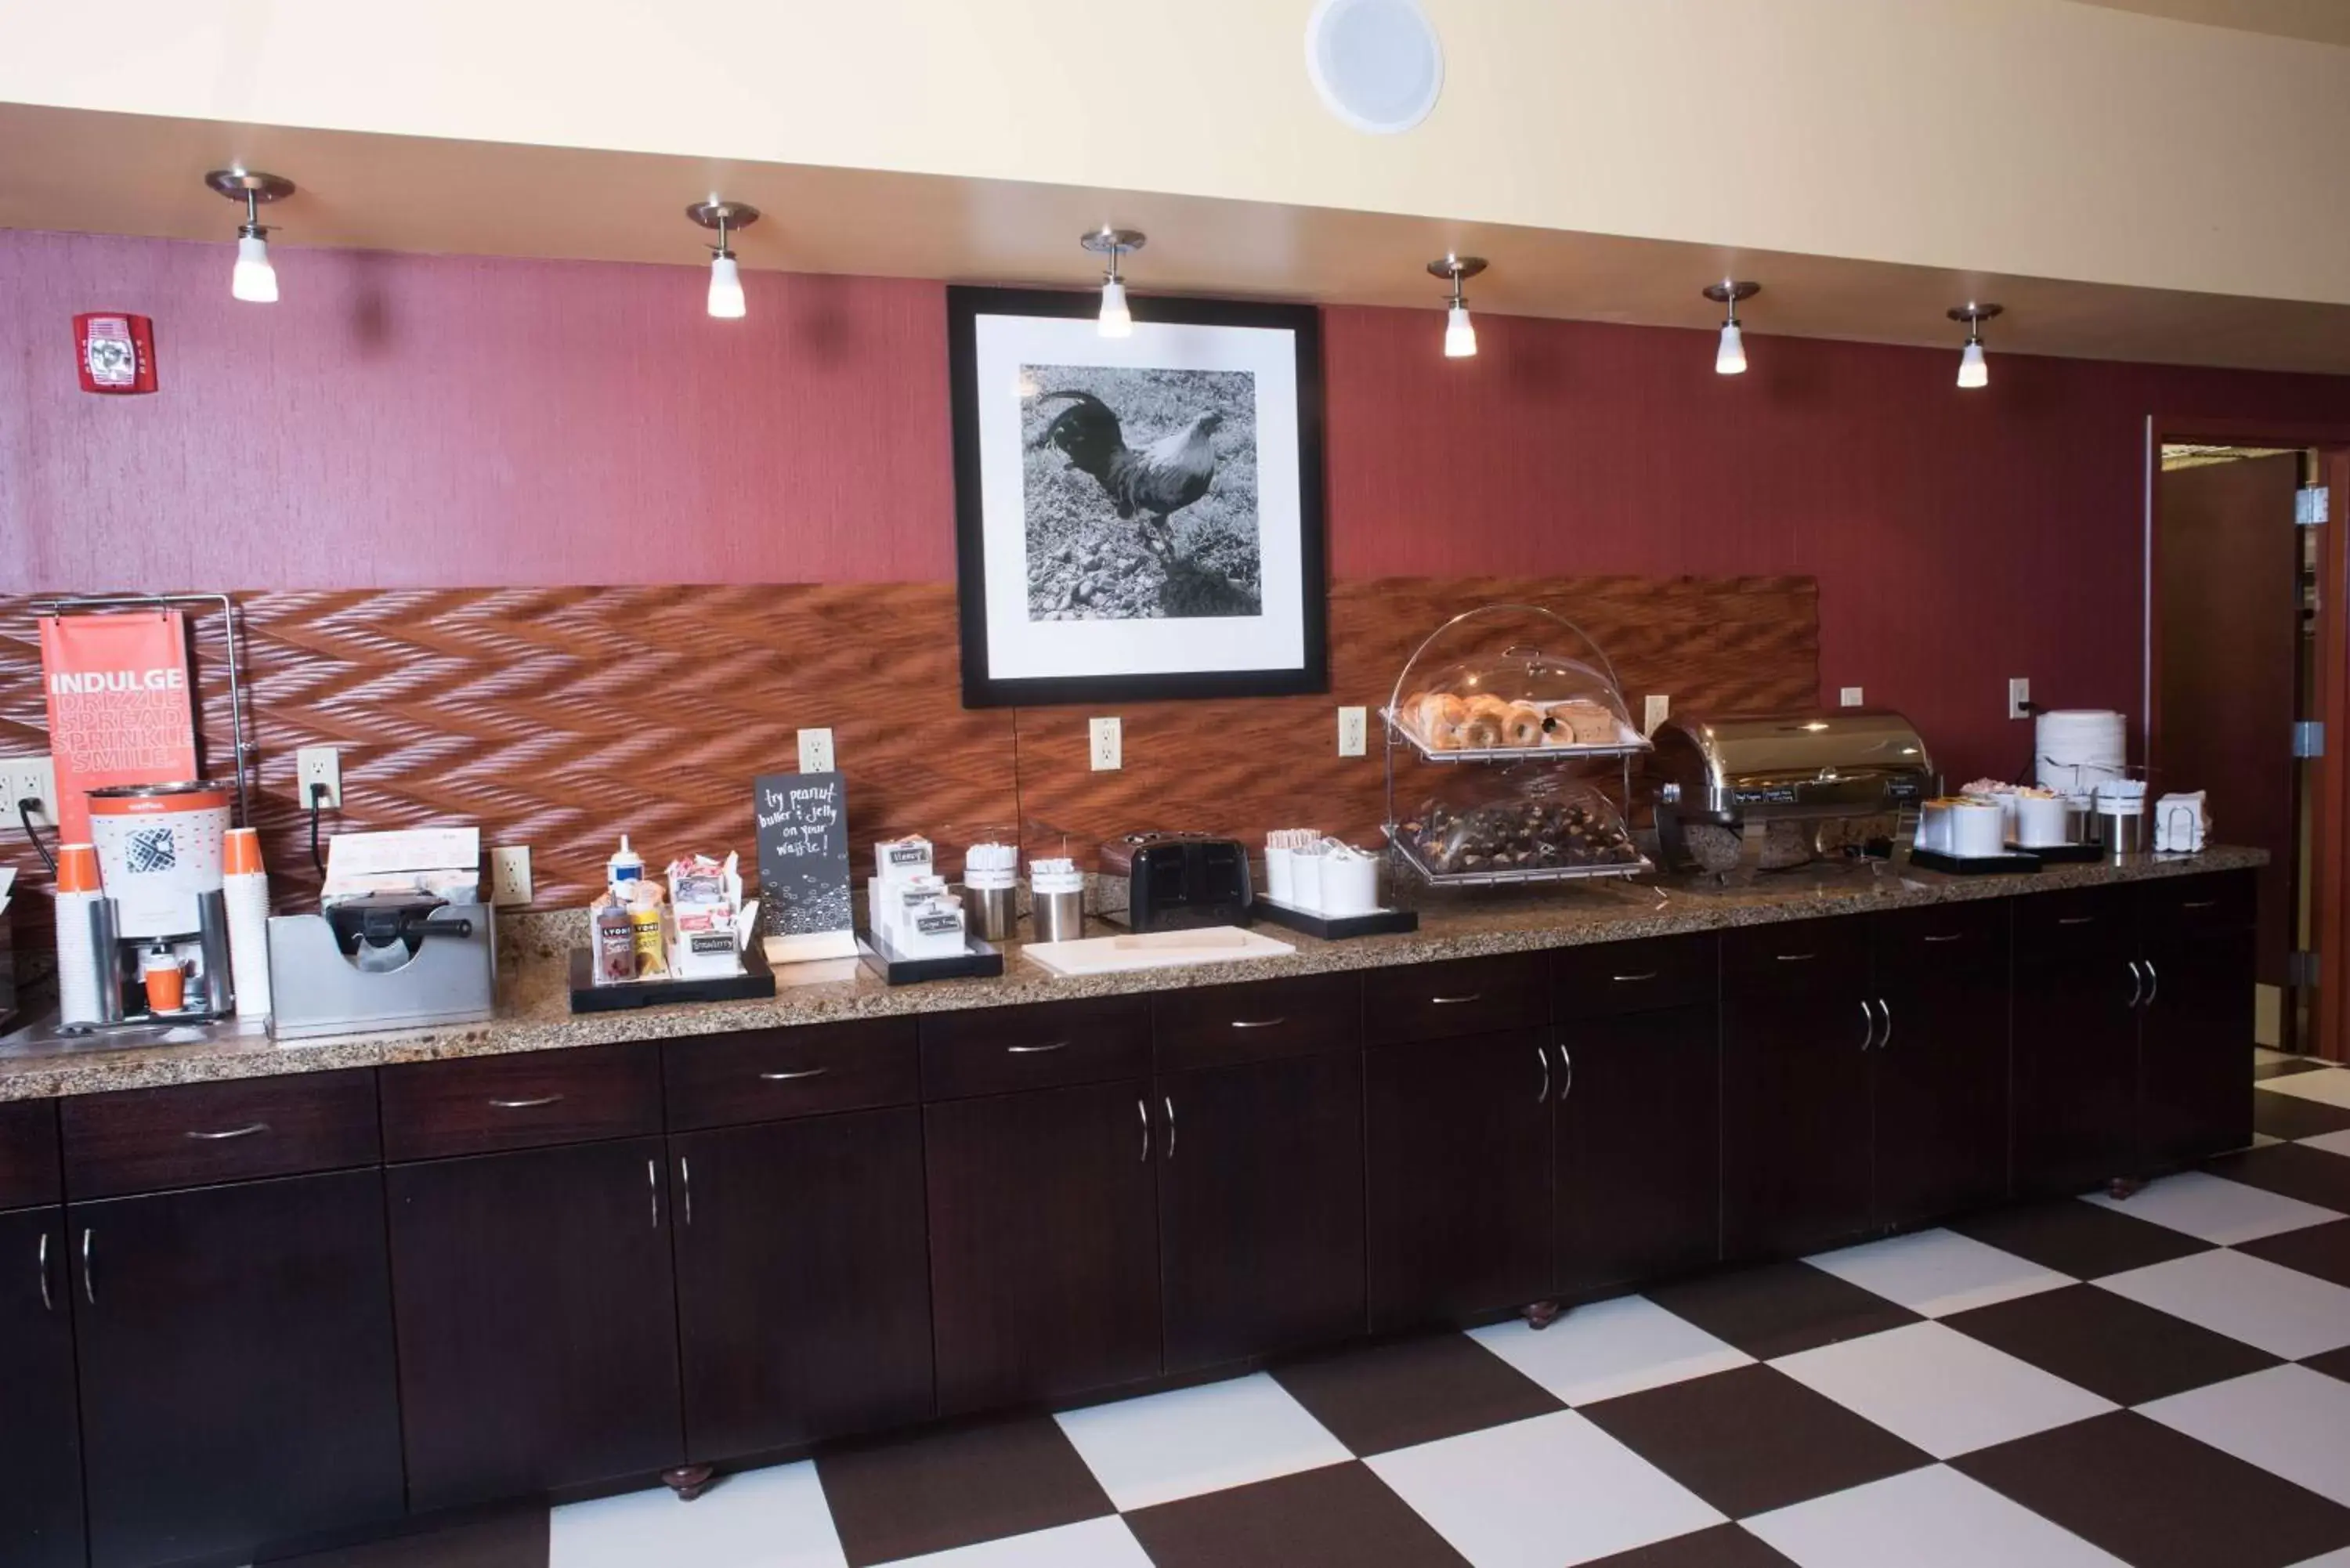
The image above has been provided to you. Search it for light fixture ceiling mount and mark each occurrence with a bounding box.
[1428,254,1486,358]
[204,168,295,304]
[1949,302,2003,388]
[1702,280,1760,375]
[688,200,761,319]
[1081,227,1146,338]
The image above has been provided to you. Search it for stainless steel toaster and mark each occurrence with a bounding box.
[1650,710,1936,873]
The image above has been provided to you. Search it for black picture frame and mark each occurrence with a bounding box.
[947,285,1329,709]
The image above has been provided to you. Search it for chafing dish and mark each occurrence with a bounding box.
[1650,710,1936,873]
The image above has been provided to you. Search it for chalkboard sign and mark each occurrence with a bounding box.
[754,771,858,963]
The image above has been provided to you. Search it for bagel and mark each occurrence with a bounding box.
[1502,702,1546,748]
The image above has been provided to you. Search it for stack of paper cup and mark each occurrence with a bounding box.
[2036,710,2128,800]
[52,844,107,1027]
[224,828,273,1021]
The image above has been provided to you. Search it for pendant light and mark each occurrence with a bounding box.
[204,170,295,303]
[687,201,760,319]
[1703,280,1760,375]
[1081,228,1145,338]
[1950,302,2001,388]
[1427,254,1486,358]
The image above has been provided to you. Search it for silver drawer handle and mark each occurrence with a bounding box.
[757,1067,830,1082]
[1007,1041,1070,1054]
[1611,971,1659,984]
[1922,934,1965,944]
[81,1229,94,1307]
[1558,1043,1574,1100]
[1229,1017,1288,1030]
[2180,899,2216,910]
[2142,959,2158,1006]
[1536,1045,1550,1104]
[1776,952,1817,963]
[649,1158,660,1230]
[2057,916,2096,927]
[1164,1096,1177,1158]
[679,1155,692,1227]
[185,1122,269,1141]
[1429,992,1484,1005]
[1137,1097,1151,1162]
[38,1231,51,1313]
[487,1096,563,1110]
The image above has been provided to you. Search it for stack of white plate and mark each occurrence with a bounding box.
[2036,710,2127,800]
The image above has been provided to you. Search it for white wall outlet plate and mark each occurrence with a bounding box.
[1642,694,1670,736]
[490,845,533,907]
[1337,706,1368,757]
[295,746,342,809]
[1090,716,1123,771]
[2008,677,2031,720]
[2,755,56,826]
[1840,686,1865,707]
[797,727,836,774]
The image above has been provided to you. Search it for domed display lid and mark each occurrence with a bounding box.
[1384,605,1647,760]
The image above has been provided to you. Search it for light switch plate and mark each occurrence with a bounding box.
[2,755,56,826]
[1090,716,1123,771]
[2008,677,2031,721]
[797,728,836,774]
[490,845,533,907]
[1337,706,1368,757]
[296,746,342,809]
[1840,686,1864,707]
[1642,694,1670,736]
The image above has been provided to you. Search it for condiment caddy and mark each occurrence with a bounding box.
[569,840,776,1013]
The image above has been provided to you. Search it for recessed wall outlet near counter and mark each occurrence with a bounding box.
[1337,706,1368,757]
[2008,677,2031,720]
[1,754,56,826]
[1840,687,1864,707]
[797,727,835,773]
[296,746,342,809]
[1643,695,1670,736]
[1090,716,1122,771]
[490,845,533,907]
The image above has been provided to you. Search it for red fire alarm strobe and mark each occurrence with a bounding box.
[74,313,158,395]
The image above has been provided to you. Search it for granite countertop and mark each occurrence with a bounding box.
[0,847,2265,1101]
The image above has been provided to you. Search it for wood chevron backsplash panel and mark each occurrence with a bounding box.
[0,576,1813,923]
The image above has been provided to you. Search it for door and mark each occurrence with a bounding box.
[0,1207,84,1568]
[671,1109,935,1459]
[1555,1008,1719,1295]
[389,1137,684,1511]
[1871,905,2012,1230]
[1365,1029,1553,1331]
[925,1079,1161,1414]
[2012,891,2142,1195]
[2140,884,2258,1167]
[73,1170,405,1568]
[1157,1051,1365,1373]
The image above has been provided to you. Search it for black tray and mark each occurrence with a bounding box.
[1907,847,2040,876]
[2013,841,2104,863]
[569,941,777,1013]
[858,929,1006,986]
[1250,898,1419,940]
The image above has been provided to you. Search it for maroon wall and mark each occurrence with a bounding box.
[8,228,2350,783]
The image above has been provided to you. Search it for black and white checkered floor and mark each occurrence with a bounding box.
[273,1056,2350,1568]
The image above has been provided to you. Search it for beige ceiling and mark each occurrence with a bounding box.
[2068,0,2350,47]
[7,103,2350,377]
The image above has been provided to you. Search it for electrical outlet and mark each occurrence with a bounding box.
[1337,706,1368,757]
[1089,716,1122,771]
[797,727,836,774]
[1840,686,1865,707]
[490,845,533,907]
[2008,677,2031,721]
[1642,694,1671,736]
[296,746,342,809]
[2,755,56,826]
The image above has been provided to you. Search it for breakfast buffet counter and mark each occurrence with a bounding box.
[0,846,2265,1101]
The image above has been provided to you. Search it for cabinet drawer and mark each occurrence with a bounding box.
[2140,870,2255,935]
[1155,973,1361,1071]
[381,1044,661,1162]
[62,1071,381,1200]
[2012,883,2135,962]
[0,1097,61,1211]
[1723,917,1869,999]
[1874,899,2008,985]
[664,1019,920,1131]
[920,996,1152,1100]
[1362,953,1549,1046]
[1551,935,1716,1019]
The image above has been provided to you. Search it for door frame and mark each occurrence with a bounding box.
[2146,416,2350,1063]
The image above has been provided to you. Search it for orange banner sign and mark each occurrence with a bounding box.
[38,612,201,844]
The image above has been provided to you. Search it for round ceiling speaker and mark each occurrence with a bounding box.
[1305,0,1445,135]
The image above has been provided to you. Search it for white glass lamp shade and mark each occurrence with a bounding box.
[707,254,746,319]
[1443,303,1477,358]
[1715,322,1747,375]
[1097,278,1133,338]
[1957,338,1989,388]
[230,233,278,303]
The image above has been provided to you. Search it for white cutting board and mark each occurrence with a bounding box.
[1021,926,1296,977]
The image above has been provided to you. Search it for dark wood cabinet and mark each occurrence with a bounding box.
[926,1078,1161,1414]
[671,1109,934,1460]
[1556,1006,1720,1294]
[2139,910,2257,1169]
[2012,888,2145,1195]
[1871,904,2012,1229]
[0,1206,84,1568]
[1157,1050,1365,1372]
[1365,1029,1554,1331]
[73,1170,405,1568]
[388,1137,684,1511]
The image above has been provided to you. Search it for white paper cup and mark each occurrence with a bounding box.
[1951,801,2006,858]
[1290,850,1326,913]
[1265,847,1295,905]
[1321,854,1378,916]
[2013,794,2068,848]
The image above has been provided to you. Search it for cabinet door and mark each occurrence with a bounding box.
[1365,1030,1554,1332]
[1722,986,1875,1260]
[1556,1007,1720,1295]
[926,1080,1161,1414]
[2012,891,2142,1195]
[389,1137,684,1511]
[1159,1052,1365,1373]
[672,1110,935,1460]
[2139,919,2256,1169]
[1871,905,2012,1230]
[0,1207,83,1568]
[74,1171,405,1568]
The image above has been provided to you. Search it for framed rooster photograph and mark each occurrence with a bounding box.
[946,286,1328,706]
